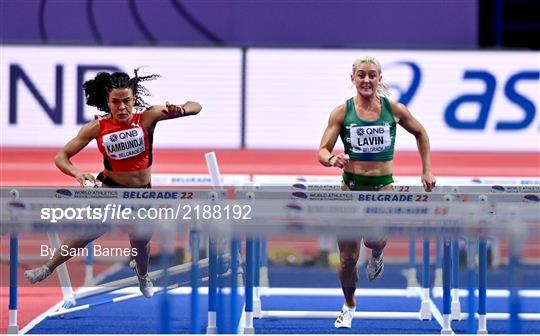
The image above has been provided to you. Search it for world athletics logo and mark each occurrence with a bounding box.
[292,183,307,190]
[55,189,73,198]
[286,202,303,212]
[491,185,506,192]
[291,191,308,200]
[523,194,539,202]
[8,201,26,210]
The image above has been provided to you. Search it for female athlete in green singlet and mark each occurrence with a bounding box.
[318,56,436,329]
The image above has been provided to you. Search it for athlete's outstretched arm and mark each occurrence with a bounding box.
[145,101,202,124]
[392,102,436,191]
[55,120,100,186]
[318,104,349,168]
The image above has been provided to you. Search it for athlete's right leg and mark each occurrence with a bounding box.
[335,240,360,328]
[128,234,154,298]
[337,181,361,306]
[25,234,102,284]
[338,240,361,306]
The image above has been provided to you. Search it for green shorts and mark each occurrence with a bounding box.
[342,172,394,191]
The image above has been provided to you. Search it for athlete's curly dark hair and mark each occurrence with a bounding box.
[82,68,160,112]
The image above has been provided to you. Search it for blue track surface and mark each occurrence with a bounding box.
[27,263,540,334]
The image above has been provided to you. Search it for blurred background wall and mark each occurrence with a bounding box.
[2,0,538,49]
[2,0,480,48]
[1,0,538,156]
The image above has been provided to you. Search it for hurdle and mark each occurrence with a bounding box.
[205,151,221,334]
[6,187,216,300]
[234,186,539,334]
[437,189,538,333]
[2,186,224,333]
[49,277,211,318]
[47,232,76,309]
[7,190,20,334]
[238,188,429,324]
[74,258,209,300]
[3,185,536,334]
[7,186,78,309]
[204,151,246,334]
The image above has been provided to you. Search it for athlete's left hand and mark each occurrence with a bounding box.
[164,101,186,117]
[421,172,436,192]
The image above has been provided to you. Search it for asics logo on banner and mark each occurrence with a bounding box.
[445,70,539,130]
[385,61,421,106]
[109,134,118,142]
[357,128,365,136]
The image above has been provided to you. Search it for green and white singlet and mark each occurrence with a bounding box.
[339,96,396,161]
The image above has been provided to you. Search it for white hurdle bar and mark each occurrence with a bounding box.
[49,277,210,318]
[205,152,246,334]
[75,258,209,300]
[205,152,221,334]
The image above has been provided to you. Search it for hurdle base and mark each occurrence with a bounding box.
[477,314,488,334]
[7,325,19,334]
[62,296,76,309]
[420,301,432,320]
[253,298,262,318]
[243,326,255,334]
[441,314,452,335]
[451,301,462,320]
[206,326,217,334]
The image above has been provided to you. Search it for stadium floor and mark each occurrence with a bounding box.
[24,263,540,334]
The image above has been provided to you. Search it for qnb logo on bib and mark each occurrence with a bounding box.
[350,125,391,153]
[103,128,145,160]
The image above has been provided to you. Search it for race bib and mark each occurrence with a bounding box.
[102,128,145,160]
[350,125,391,153]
